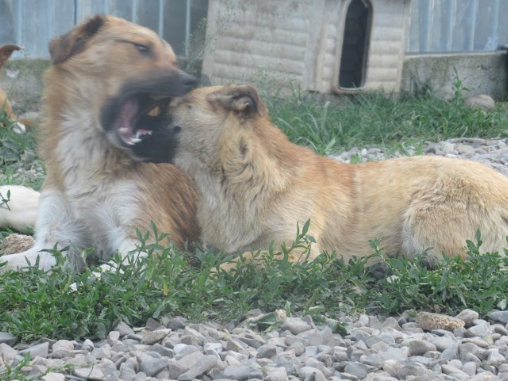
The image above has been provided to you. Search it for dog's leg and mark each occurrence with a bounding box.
[401,207,470,265]
[0,190,86,272]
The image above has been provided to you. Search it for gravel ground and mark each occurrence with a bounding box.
[1,137,508,381]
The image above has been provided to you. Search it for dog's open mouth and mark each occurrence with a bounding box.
[110,94,170,146]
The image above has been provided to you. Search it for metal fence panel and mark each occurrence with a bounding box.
[0,0,208,58]
[0,0,506,57]
[407,0,508,53]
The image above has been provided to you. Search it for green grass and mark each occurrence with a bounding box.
[268,88,508,155]
[1,88,508,344]
[1,224,507,344]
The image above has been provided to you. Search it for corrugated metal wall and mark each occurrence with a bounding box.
[0,0,208,58]
[406,0,508,53]
[0,0,506,58]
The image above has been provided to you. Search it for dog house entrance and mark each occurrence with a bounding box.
[338,0,372,89]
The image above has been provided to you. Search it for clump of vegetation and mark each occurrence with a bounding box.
[1,221,507,342]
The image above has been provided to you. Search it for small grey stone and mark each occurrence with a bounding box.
[441,363,470,378]
[339,372,359,381]
[20,342,49,359]
[462,361,478,376]
[297,329,323,346]
[176,350,205,370]
[430,335,456,352]
[167,360,187,379]
[382,360,402,377]
[299,366,327,381]
[177,355,218,380]
[136,352,169,377]
[168,316,188,330]
[493,324,508,335]
[409,340,437,356]
[151,343,175,357]
[114,321,135,337]
[140,328,171,344]
[51,339,74,359]
[486,348,506,366]
[181,326,205,346]
[487,310,508,324]
[73,366,105,380]
[382,317,401,330]
[440,343,459,360]
[223,364,263,380]
[98,358,117,377]
[81,339,95,351]
[0,343,18,365]
[305,357,332,378]
[132,372,147,381]
[145,317,164,331]
[459,342,483,359]
[107,331,120,345]
[119,364,137,381]
[238,334,265,349]
[281,318,312,335]
[41,372,65,381]
[265,367,288,381]
[465,94,495,110]
[456,309,480,326]
[256,344,278,358]
[226,338,248,351]
[467,324,490,337]
[0,332,17,347]
[344,362,368,379]
[204,342,223,355]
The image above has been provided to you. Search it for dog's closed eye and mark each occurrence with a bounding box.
[134,43,150,56]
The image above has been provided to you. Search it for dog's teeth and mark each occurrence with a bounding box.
[119,127,129,133]
[131,137,142,143]
[135,130,142,139]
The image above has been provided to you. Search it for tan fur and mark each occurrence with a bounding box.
[0,44,22,124]
[1,15,199,272]
[160,84,508,268]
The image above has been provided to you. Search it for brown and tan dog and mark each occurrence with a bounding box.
[1,15,199,272]
[0,43,26,131]
[129,84,508,269]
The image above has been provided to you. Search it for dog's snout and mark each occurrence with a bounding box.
[182,73,198,90]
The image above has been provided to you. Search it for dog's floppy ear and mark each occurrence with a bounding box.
[49,14,105,64]
[212,84,268,118]
[0,44,21,67]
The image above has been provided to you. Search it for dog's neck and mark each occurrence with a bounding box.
[39,79,138,194]
[190,118,306,252]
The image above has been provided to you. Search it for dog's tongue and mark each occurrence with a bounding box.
[117,97,139,143]
[119,97,139,128]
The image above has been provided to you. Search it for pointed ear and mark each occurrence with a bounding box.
[212,84,268,118]
[0,44,21,67]
[49,14,105,64]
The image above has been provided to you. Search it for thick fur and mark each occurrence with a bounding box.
[0,15,199,272]
[131,84,508,268]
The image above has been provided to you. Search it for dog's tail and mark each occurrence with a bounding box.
[0,185,39,232]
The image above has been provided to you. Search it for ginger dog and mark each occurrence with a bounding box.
[0,43,27,132]
[1,15,199,272]
[129,84,508,269]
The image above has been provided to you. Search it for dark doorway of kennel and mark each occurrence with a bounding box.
[337,0,372,91]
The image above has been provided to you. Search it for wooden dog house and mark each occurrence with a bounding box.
[202,0,412,94]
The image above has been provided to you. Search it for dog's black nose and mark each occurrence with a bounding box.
[182,73,198,90]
